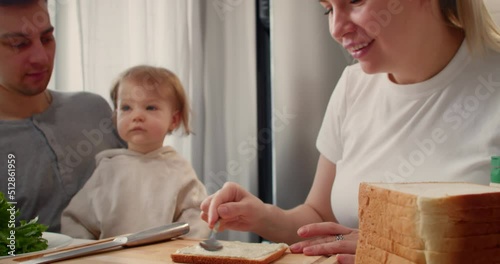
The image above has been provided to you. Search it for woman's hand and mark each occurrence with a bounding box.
[289,222,358,264]
[200,182,265,232]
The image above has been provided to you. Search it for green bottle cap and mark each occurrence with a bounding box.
[492,156,500,184]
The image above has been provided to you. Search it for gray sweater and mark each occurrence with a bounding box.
[61,146,210,240]
[0,90,124,232]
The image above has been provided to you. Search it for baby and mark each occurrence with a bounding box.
[61,65,209,239]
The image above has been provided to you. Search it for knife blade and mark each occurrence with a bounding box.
[21,222,189,264]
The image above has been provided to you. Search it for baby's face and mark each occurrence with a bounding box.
[116,79,179,153]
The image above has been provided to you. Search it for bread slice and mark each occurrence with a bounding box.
[360,197,500,251]
[361,207,500,238]
[171,241,288,264]
[360,193,500,221]
[359,183,500,239]
[356,240,416,264]
[359,182,500,211]
[360,214,500,251]
[360,234,500,264]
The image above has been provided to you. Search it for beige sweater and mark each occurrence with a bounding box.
[61,146,210,240]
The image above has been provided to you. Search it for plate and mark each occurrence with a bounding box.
[0,232,73,259]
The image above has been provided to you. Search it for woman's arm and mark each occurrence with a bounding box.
[201,155,337,244]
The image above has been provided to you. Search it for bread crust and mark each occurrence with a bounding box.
[359,182,500,211]
[360,215,500,251]
[356,240,416,264]
[359,234,500,264]
[360,198,500,237]
[360,193,500,221]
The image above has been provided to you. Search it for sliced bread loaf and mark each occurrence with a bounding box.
[356,182,500,263]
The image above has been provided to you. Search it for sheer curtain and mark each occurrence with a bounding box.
[48,0,193,155]
[48,0,258,242]
[484,0,500,24]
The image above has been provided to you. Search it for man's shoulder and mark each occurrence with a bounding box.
[50,90,106,102]
[51,90,111,110]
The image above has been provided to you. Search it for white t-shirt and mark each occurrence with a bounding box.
[316,41,500,228]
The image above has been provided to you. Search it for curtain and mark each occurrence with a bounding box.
[48,0,193,156]
[484,0,500,24]
[48,0,258,242]
[197,0,258,242]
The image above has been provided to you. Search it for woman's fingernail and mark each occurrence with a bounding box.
[207,213,213,222]
[303,246,313,255]
[218,206,229,216]
[297,227,306,236]
[289,244,300,252]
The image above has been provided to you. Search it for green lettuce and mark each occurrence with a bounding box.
[0,192,49,256]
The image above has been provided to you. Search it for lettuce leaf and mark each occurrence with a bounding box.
[0,192,49,256]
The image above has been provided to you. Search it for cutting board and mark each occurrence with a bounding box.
[4,238,338,264]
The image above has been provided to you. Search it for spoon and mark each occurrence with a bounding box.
[199,220,223,251]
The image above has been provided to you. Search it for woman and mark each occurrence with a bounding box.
[201,1,500,263]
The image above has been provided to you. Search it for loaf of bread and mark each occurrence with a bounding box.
[171,241,288,264]
[356,182,500,264]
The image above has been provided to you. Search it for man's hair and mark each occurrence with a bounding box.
[0,0,46,7]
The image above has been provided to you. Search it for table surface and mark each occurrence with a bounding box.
[4,238,339,264]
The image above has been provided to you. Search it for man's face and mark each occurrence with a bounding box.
[0,1,55,96]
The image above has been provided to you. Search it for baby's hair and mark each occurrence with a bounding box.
[110,65,192,135]
[439,0,500,55]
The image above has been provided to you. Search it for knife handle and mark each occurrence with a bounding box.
[124,222,190,247]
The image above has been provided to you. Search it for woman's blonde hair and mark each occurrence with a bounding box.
[440,0,500,56]
[110,65,192,135]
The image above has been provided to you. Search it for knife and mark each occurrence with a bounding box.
[21,222,189,264]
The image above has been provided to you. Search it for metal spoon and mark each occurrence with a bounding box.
[199,221,223,251]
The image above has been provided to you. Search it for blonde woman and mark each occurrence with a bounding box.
[201,1,500,263]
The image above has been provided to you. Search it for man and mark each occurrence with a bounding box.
[0,0,124,232]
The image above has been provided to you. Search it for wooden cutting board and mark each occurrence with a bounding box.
[4,238,338,264]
